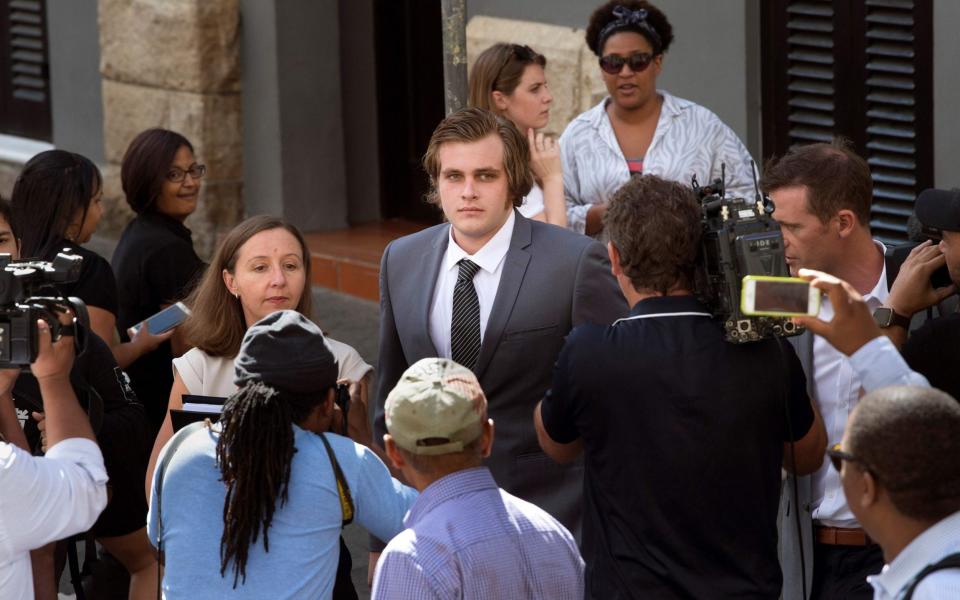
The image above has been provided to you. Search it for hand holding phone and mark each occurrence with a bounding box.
[741,276,821,317]
[127,301,191,338]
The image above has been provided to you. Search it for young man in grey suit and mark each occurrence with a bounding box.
[373,107,627,536]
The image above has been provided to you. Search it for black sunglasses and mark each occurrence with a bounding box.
[599,52,655,75]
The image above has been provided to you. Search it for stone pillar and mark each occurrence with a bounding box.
[97,0,243,257]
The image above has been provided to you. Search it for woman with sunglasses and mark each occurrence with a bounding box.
[469,43,567,227]
[112,128,206,436]
[560,0,756,236]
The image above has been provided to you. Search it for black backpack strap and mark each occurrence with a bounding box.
[317,432,355,526]
[902,552,960,600]
[154,420,205,599]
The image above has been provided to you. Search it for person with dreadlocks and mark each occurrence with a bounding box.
[147,310,416,599]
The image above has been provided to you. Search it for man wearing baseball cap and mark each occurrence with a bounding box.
[370,358,584,600]
[880,188,960,399]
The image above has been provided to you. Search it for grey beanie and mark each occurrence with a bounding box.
[233,310,338,395]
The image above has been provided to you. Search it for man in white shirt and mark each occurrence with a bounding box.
[829,385,960,600]
[374,107,626,544]
[0,314,109,599]
[763,140,894,599]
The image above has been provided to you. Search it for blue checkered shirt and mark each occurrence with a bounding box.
[371,467,584,599]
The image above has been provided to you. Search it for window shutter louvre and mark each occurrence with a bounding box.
[762,0,933,245]
[863,0,931,243]
[0,0,53,141]
[785,1,837,145]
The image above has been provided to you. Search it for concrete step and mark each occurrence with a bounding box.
[304,219,427,302]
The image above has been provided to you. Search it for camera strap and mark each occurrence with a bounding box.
[154,419,205,599]
[902,552,960,599]
[317,431,355,526]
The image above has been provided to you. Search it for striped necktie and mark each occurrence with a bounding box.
[451,258,482,370]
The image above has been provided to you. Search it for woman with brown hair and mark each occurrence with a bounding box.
[112,128,206,435]
[469,43,567,227]
[146,215,372,480]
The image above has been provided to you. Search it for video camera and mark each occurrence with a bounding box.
[0,251,89,367]
[692,167,803,343]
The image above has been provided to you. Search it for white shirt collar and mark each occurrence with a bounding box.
[444,210,515,275]
[864,240,890,303]
[868,510,960,598]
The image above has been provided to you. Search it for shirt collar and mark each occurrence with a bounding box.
[403,467,498,528]
[140,211,194,242]
[864,240,889,303]
[443,210,515,275]
[627,294,710,317]
[868,510,960,598]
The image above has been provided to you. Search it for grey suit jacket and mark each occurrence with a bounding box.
[780,331,816,600]
[374,211,628,533]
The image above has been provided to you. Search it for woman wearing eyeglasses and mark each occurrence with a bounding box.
[561,0,756,236]
[469,43,567,227]
[112,128,206,435]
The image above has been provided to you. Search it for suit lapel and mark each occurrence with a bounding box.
[414,225,448,358]
[474,212,531,380]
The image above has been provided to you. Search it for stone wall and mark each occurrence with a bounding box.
[97,0,244,257]
[466,16,606,137]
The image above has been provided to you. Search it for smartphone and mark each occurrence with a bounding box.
[741,276,821,317]
[127,301,191,337]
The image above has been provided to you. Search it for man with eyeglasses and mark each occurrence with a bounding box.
[826,386,960,600]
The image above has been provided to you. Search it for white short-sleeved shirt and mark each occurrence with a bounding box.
[0,438,108,599]
[173,336,373,398]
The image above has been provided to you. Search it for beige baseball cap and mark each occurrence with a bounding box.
[385,358,487,456]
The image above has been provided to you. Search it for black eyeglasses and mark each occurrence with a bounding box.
[826,443,857,472]
[166,164,207,183]
[599,52,655,75]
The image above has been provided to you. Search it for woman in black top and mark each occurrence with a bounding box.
[9,151,160,599]
[112,129,205,433]
[10,150,171,368]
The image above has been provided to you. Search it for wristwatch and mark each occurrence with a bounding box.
[873,307,911,329]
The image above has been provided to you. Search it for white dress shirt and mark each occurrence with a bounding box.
[559,90,756,234]
[429,211,515,359]
[868,510,960,600]
[812,243,889,526]
[0,438,108,599]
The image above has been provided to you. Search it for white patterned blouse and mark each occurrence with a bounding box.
[559,90,757,234]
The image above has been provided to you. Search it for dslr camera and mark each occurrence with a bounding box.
[0,251,89,367]
[692,169,802,343]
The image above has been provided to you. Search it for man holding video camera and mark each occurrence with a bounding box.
[0,310,108,598]
[534,174,826,599]
[877,188,960,400]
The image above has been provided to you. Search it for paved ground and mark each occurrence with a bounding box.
[59,237,383,598]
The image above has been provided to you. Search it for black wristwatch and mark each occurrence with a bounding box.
[873,307,912,329]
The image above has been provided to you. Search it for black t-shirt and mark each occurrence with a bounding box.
[902,312,960,401]
[13,330,147,464]
[111,213,204,429]
[56,239,119,316]
[540,296,813,600]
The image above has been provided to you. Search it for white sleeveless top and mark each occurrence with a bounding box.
[173,336,373,397]
[518,182,544,219]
